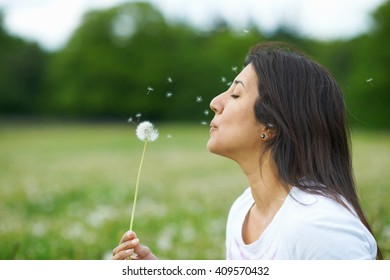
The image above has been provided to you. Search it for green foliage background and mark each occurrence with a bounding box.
[1,1,390,127]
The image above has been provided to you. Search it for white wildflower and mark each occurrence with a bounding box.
[136,121,159,142]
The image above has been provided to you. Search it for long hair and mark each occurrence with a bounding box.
[245,42,382,259]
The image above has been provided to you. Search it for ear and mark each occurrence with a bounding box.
[259,123,276,141]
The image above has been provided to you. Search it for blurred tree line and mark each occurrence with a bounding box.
[0,1,389,128]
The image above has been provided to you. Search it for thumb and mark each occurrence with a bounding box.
[132,240,155,260]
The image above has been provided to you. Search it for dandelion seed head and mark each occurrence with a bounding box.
[136,121,159,142]
[196,96,203,103]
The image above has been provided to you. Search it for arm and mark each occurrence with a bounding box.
[111,230,157,260]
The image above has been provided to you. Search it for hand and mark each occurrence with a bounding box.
[111,230,157,260]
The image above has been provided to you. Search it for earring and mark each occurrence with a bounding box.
[260,133,265,139]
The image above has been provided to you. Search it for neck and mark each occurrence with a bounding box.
[237,150,290,216]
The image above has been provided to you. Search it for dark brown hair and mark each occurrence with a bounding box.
[245,42,382,259]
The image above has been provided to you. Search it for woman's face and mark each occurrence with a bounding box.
[208,63,264,161]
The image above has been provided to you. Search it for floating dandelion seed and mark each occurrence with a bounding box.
[135,113,142,121]
[166,92,173,98]
[221,77,227,83]
[204,110,209,116]
[167,77,173,83]
[128,117,137,125]
[226,81,232,87]
[146,86,154,95]
[366,78,374,86]
[167,134,172,139]
[201,121,208,126]
[243,29,250,33]
[232,66,238,73]
[129,121,159,234]
[196,96,203,103]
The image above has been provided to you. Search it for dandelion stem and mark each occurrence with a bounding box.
[129,140,148,231]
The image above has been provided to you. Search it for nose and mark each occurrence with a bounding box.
[210,92,225,114]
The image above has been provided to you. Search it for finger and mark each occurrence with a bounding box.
[112,238,139,256]
[111,248,134,260]
[119,230,136,244]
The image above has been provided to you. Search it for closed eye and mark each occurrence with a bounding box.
[230,94,239,99]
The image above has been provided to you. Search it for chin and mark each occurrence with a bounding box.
[207,140,227,158]
[207,139,219,154]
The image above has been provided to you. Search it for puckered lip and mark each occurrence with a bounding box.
[209,121,218,134]
[210,121,218,128]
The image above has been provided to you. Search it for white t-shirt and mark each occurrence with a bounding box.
[226,187,377,260]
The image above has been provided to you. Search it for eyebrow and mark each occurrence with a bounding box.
[234,79,245,88]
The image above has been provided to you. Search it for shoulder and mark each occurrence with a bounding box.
[280,188,377,259]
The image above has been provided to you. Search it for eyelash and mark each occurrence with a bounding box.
[230,94,239,99]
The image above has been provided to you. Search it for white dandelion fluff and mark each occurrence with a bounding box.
[167,77,173,83]
[146,86,154,95]
[166,92,173,98]
[204,110,209,116]
[231,66,238,73]
[136,121,159,142]
[196,96,203,103]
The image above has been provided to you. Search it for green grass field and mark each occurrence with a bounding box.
[0,122,389,259]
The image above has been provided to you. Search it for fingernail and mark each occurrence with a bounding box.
[127,230,133,237]
[125,249,133,255]
[131,238,139,245]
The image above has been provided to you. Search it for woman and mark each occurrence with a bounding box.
[112,42,381,260]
